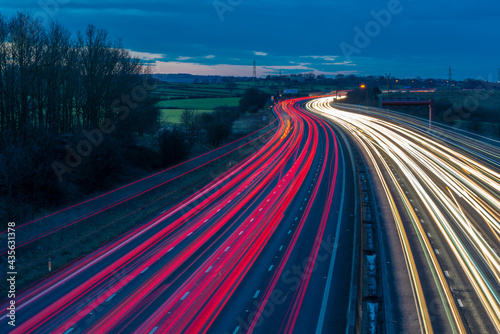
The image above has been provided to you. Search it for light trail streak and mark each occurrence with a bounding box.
[307,97,500,333]
[6,98,345,334]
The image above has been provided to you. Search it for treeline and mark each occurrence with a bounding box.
[0,13,160,223]
[339,87,382,107]
[0,12,158,137]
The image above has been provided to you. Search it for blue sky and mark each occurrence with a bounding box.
[1,0,498,79]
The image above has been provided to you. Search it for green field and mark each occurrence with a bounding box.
[158,97,240,110]
[158,97,241,124]
[154,81,342,124]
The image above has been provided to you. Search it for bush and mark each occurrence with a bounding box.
[248,105,259,113]
[206,121,231,147]
[122,145,162,171]
[158,126,189,166]
[239,88,270,113]
[73,136,125,192]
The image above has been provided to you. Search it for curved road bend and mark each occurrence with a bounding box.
[307,97,500,334]
[2,98,357,334]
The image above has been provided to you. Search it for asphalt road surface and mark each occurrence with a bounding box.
[307,97,500,334]
[1,98,357,334]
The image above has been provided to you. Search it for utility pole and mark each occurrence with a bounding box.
[385,73,391,118]
[253,60,257,80]
[385,73,391,98]
[429,100,433,131]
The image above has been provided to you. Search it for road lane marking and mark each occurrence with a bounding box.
[180,292,190,301]
[253,290,260,298]
[316,137,346,334]
[106,293,116,302]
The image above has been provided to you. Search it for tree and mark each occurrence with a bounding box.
[340,86,381,107]
[239,88,270,113]
[225,81,237,94]
[304,72,316,81]
[158,126,189,166]
[0,13,153,136]
[206,120,231,147]
[180,108,201,145]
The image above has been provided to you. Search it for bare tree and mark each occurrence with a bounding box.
[0,13,156,136]
[180,108,201,145]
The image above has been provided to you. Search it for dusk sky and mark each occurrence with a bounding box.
[1,0,498,80]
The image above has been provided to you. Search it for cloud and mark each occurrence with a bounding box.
[254,51,268,56]
[322,61,356,66]
[205,55,215,59]
[177,56,193,61]
[154,61,257,76]
[301,55,338,61]
[128,50,166,61]
[152,60,359,77]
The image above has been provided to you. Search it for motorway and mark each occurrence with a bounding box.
[1,98,357,333]
[307,97,500,334]
[0,121,279,256]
